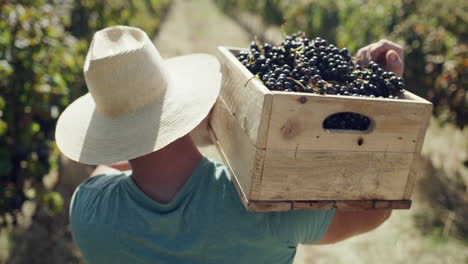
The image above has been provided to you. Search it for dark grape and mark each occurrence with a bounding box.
[238,33,405,98]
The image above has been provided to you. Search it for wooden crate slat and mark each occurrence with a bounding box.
[335,201,375,210]
[246,200,411,212]
[208,126,252,210]
[292,201,336,210]
[266,92,430,153]
[403,103,432,199]
[217,47,272,149]
[210,97,265,200]
[403,153,421,200]
[374,200,411,209]
[247,201,292,212]
[260,149,413,201]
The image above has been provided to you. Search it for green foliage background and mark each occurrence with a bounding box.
[215,0,467,128]
[0,0,171,225]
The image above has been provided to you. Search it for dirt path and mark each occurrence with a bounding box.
[153,0,252,162]
[153,0,250,56]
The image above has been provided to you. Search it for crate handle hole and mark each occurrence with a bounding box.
[322,112,373,134]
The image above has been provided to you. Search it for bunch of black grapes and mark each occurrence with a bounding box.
[237,33,405,99]
[237,33,406,131]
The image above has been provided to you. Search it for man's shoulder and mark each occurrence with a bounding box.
[70,172,129,230]
[70,172,128,215]
[79,171,128,191]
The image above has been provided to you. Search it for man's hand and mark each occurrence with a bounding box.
[356,39,404,77]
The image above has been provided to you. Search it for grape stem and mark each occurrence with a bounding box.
[254,36,264,53]
[287,77,308,91]
[291,45,305,53]
[244,74,263,87]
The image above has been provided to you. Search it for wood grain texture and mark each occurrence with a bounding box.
[403,153,420,200]
[247,201,292,212]
[248,148,266,200]
[292,201,336,210]
[266,92,431,153]
[246,200,411,212]
[216,47,272,148]
[374,200,411,209]
[207,125,249,195]
[210,97,265,200]
[403,101,432,199]
[335,200,375,210]
[260,149,413,201]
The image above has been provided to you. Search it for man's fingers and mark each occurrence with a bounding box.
[356,47,369,68]
[385,50,404,77]
[369,40,403,61]
[355,40,405,77]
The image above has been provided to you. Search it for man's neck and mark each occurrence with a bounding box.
[129,135,203,204]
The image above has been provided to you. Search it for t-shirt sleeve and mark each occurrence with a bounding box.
[69,174,111,220]
[69,175,113,241]
[69,173,126,263]
[267,209,336,246]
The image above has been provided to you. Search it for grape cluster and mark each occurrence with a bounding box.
[237,33,405,99]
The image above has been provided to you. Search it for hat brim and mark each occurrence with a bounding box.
[55,54,221,165]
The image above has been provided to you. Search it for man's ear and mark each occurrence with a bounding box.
[189,103,215,147]
[198,104,215,131]
[206,105,214,127]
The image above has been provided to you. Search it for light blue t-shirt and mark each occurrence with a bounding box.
[70,157,335,264]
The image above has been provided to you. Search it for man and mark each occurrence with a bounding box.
[56,26,404,263]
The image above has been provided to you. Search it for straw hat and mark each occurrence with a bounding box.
[55,26,221,165]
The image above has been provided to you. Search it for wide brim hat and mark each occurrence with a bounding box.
[55,26,221,165]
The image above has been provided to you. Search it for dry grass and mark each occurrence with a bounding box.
[422,119,468,189]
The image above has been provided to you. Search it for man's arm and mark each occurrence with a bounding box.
[318,39,403,244]
[90,161,131,177]
[317,210,391,244]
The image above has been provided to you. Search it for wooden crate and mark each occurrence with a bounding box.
[210,46,433,212]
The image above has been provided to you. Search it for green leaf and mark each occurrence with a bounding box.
[30,122,40,134]
[43,192,64,215]
[52,73,66,89]
[0,60,13,76]
[0,120,7,136]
